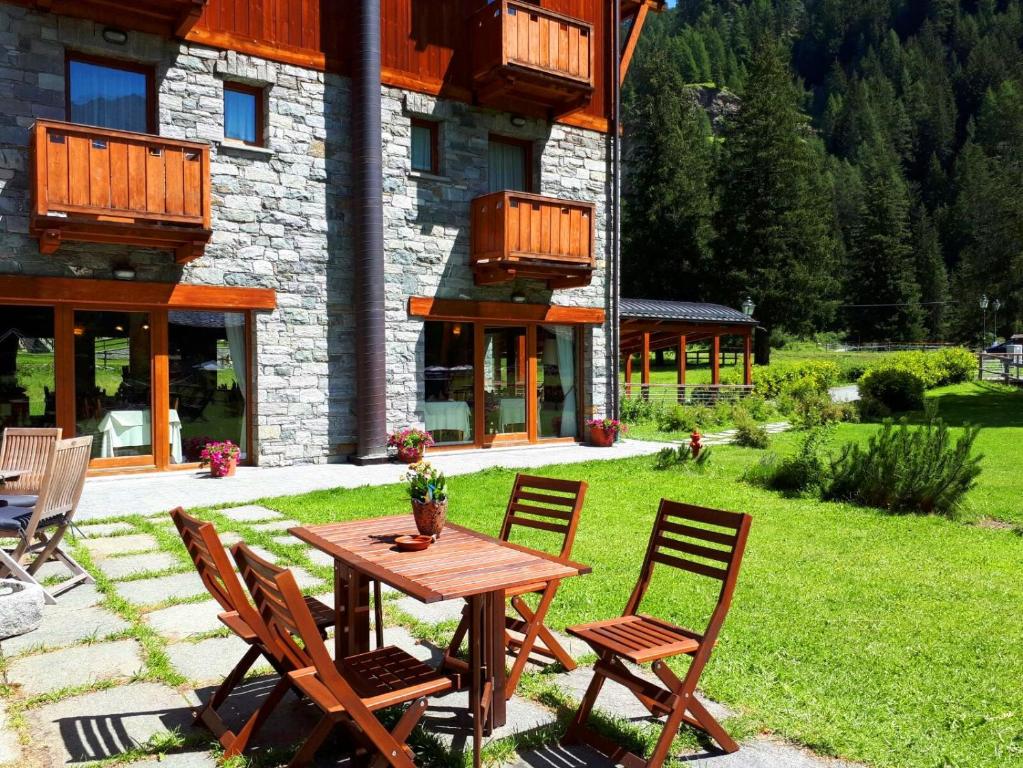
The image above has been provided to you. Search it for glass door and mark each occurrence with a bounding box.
[74,310,153,466]
[538,325,579,439]
[481,326,529,443]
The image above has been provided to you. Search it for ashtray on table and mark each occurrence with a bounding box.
[394,534,433,552]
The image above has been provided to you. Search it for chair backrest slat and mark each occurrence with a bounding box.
[0,427,61,495]
[500,473,586,561]
[22,436,91,541]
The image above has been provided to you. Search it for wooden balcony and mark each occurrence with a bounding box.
[30,121,212,264]
[470,191,595,289]
[470,0,594,119]
[24,0,208,37]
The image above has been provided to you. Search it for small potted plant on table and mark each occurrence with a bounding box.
[201,440,240,478]
[587,417,627,447]
[405,461,448,538]
[388,427,435,464]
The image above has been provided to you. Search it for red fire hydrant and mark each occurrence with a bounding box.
[690,431,703,458]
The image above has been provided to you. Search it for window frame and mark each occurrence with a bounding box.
[410,117,440,175]
[65,51,157,134]
[488,133,535,192]
[223,81,265,147]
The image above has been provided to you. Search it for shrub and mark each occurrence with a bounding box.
[932,347,976,385]
[732,414,770,449]
[653,444,711,471]
[779,379,859,429]
[741,360,842,398]
[824,413,983,517]
[656,403,723,433]
[621,396,664,424]
[741,394,778,422]
[859,367,925,412]
[743,427,832,494]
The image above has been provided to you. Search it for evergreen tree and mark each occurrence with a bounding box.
[713,37,839,362]
[911,205,950,339]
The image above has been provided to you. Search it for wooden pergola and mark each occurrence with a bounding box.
[620,298,758,393]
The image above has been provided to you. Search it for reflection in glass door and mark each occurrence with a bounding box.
[483,326,528,439]
[74,311,152,463]
[538,325,578,438]
[0,306,56,429]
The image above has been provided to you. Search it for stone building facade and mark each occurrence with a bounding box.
[0,3,613,468]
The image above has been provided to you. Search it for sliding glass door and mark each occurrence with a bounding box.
[482,326,528,442]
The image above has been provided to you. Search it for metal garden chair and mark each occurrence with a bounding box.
[232,542,452,768]
[443,473,587,699]
[563,500,752,768]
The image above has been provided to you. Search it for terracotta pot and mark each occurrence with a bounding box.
[589,426,616,447]
[396,445,425,464]
[209,457,237,478]
[411,498,447,538]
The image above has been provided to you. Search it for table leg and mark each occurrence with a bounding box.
[487,590,508,729]
[468,594,483,768]
[333,561,343,661]
[334,562,371,660]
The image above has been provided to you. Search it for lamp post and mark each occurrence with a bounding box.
[741,296,755,317]
[979,294,989,347]
[992,298,1001,343]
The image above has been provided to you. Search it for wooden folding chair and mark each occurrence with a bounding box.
[170,508,336,758]
[443,473,586,699]
[563,500,752,768]
[0,427,62,505]
[0,436,93,604]
[232,542,453,768]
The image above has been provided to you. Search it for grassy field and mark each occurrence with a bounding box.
[243,382,1023,768]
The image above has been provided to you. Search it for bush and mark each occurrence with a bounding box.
[732,414,770,449]
[859,367,926,412]
[653,444,711,471]
[932,347,976,385]
[743,427,832,494]
[735,359,842,398]
[824,413,983,517]
[655,403,725,433]
[620,396,664,424]
[779,379,859,429]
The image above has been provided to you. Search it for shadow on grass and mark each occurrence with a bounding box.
[856,382,1023,429]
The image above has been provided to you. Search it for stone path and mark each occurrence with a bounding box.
[0,505,860,768]
[77,441,666,521]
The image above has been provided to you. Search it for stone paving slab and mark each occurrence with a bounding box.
[250,518,300,532]
[2,602,129,655]
[218,531,244,546]
[114,571,205,606]
[165,634,251,683]
[683,739,862,767]
[100,552,180,581]
[422,687,557,752]
[273,538,335,568]
[219,505,282,522]
[77,522,136,537]
[395,595,466,625]
[146,600,225,641]
[0,700,21,765]
[27,682,196,766]
[84,534,160,559]
[50,583,104,610]
[126,751,217,768]
[8,639,143,696]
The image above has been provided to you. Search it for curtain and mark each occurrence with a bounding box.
[488,141,526,192]
[554,326,577,437]
[411,124,433,171]
[225,88,257,143]
[225,313,247,453]
[69,60,148,133]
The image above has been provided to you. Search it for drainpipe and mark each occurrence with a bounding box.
[610,0,622,420]
[352,0,388,464]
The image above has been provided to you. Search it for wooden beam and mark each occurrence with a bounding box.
[677,335,686,394]
[0,275,277,310]
[642,332,651,400]
[712,335,721,385]
[619,5,649,85]
[744,331,753,387]
[625,354,633,398]
[408,297,605,325]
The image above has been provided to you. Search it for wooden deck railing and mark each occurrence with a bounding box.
[622,384,755,404]
[470,190,595,288]
[470,0,594,117]
[978,353,1023,385]
[30,120,211,263]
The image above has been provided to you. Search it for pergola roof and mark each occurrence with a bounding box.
[620,298,756,326]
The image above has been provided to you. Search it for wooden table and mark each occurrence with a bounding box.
[291,515,590,767]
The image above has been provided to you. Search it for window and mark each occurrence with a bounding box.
[0,306,56,429]
[224,83,263,146]
[488,135,533,192]
[421,322,474,445]
[410,119,439,174]
[67,54,153,133]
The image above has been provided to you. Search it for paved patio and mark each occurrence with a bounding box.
[78,440,666,521]
[0,497,861,768]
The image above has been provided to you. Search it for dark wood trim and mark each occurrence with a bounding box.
[223,81,265,147]
[54,304,75,434]
[410,117,440,174]
[65,50,158,134]
[488,133,535,192]
[409,297,604,325]
[151,308,170,469]
[0,276,276,310]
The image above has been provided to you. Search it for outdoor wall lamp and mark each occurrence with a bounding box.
[511,292,527,303]
[741,296,755,317]
[510,115,527,128]
[102,27,128,45]
[112,265,136,280]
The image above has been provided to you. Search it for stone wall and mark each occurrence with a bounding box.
[0,3,614,464]
[381,89,612,433]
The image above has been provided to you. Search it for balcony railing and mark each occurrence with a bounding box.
[470,0,594,118]
[470,190,595,288]
[30,120,212,263]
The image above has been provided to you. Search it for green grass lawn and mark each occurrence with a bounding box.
[239,382,1023,768]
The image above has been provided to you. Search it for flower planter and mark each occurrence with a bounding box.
[396,446,425,464]
[412,498,447,538]
[589,426,616,447]
[209,457,237,478]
